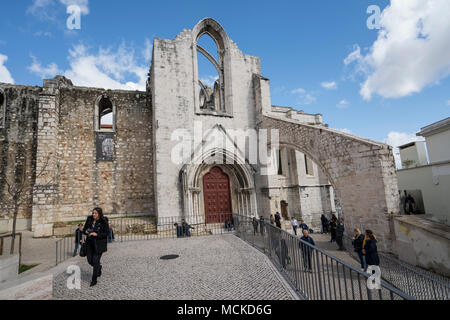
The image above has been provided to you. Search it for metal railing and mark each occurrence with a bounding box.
[56,213,236,265]
[0,233,23,267]
[343,235,450,300]
[234,215,413,300]
[56,236,75,266]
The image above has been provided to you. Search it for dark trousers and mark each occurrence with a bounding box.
[357,251,367,270]
[87,243,103,281]
[336,236,344,250]
[302,251,312,270]
[292,226,298,236]
[330,230,336,242]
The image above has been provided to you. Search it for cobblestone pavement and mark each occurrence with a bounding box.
[53,234,298,300]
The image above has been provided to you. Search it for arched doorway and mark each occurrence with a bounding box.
[203,166,232,223]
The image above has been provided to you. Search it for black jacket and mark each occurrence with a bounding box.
[364,239,380,266]
[336,223,345,238]
[352,234,364,252]
[299,236,315,254]
[83,216,108,254]
[75,229,83,243]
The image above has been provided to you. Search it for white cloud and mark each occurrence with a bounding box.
[28,42,149,91]
[0,54,14,84]
[59,0,89,15]
[321,81,337,90]
[64,43,148,90]
[336,99,349,108]
[142,38,153,62]
[344,0,450,100]
[200,75,219,87]
[291,88,305,94]
[384,131,425,169]
[291,88,316,105]
[28,55,62,79]
[27,0,89,21]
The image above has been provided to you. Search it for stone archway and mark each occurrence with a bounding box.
[259,115,399,251]
[180,148,258,223]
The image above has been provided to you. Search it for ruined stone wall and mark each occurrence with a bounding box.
[53,87,153,222]
[0,84,40,233]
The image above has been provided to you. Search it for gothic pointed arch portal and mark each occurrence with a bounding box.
[180,148,257,223]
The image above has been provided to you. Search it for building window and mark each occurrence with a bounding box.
[0,89,5,128]
[305,154,314,176]
[95,94,115,132]
[197,33,224,113]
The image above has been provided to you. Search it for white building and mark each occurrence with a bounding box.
[396,117,450,225]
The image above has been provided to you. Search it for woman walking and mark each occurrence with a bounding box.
[363,230,380,272]
[83,207,109,287]
[352,228,366,271]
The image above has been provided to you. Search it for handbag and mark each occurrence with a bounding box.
[79,241,87,257]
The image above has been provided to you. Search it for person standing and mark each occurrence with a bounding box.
[259,217,265,235]
[83,207,108,287]
[269,215,275,226]
[352,228,366,271]
[299,229,315,272]
[252,217,259,235]
[406,194,416,214]
[73,224,84,257]
[320,214,329,234]
[107,223,115,243]
[329,217,337,243]
[336,218,345,250]
[290,217,299,236]
[363,230,380,273]
[274,212,282,229]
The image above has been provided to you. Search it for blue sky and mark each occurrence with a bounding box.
[0,0,449,162]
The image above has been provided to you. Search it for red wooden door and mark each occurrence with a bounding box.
[203,167,232,224]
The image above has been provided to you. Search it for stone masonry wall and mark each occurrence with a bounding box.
[0,77,156,237]
[0,84,40,233]
[260,115,400,252]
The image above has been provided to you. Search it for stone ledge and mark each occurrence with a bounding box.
[394,215,450,240]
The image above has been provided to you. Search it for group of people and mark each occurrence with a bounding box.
[272,211,380,274]
[351,228,379,272]
[174,219,194,238]
[325,214,346,251]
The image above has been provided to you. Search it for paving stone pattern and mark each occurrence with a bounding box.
[53,234,297,300]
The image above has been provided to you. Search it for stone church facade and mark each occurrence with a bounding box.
[0,18,400,249]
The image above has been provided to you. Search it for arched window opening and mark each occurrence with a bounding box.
[0,89,5,128]
[196,33,224,113]
[96,95,115,132]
